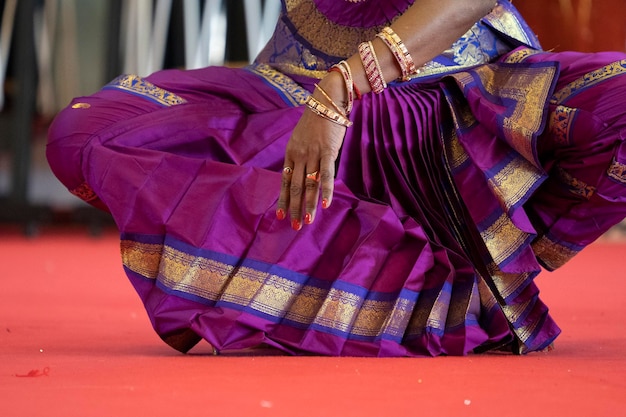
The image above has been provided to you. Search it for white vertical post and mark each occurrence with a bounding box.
[56,0,80,110]
[147,0,173,74]
[243,0,260,62]
[33,0,58,117]
[243,0,280,62]
[185,0,227,69]
[183,0,201,69]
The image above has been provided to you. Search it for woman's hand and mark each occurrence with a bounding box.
[275,0,497,231]
[276,72,348,230]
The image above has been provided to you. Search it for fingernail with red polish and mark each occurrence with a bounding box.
[276,209,285,220]
[322,199,329,209]
[305,213,312,224]
[291,219,301,230]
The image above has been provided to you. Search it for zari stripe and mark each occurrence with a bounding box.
[120,238,461,341]
[608,158,626,185]
[486,263,534,301]
[532,235,581,271]
[551,59,626,105]
[502,47,541,64]
[488,157,544,212]
[448,134,470,170]
[480,213,532,268]
[501,297,533,326]
[482,4,540,48]
[69,182,98,203]
[548,106,577,146]
[103,74,187,106]
[284,0,381,59]
[120,240,163,278]
[469,64,557,167]
[557,166,596,199]
[247,63,310,106]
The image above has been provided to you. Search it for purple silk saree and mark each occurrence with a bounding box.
[47,0,626,356]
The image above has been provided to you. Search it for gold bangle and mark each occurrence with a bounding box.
[314,84,346,116]
[305,95,353,128]
[378,27,418,80]
[329,60,356,113]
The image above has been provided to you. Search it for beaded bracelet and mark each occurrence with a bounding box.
[376,27,417,81]
[359,41,387,94]
[305,95,353,128]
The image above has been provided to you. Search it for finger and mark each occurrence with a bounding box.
[276,164,293,220]
[304,165,321,225]
[289,164,306,230]
[319,152,336,209]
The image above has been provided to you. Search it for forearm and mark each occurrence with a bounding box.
[331,0,497,97]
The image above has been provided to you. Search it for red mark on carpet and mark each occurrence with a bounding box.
[15,367,50,377]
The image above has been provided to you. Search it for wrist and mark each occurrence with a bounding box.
[317,71,348,112]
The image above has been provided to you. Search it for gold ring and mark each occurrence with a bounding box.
[306,171,320,181]
[283,166,293,174]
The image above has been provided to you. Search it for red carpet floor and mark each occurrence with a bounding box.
[1,226,625,417]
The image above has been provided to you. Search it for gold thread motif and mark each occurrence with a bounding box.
[502,47,541,64]
[105,74,187,106]
[469,64,557,167]
[480,213,531,267]
[488,157,543,212]
[551,59,626,105]
[607,158,626,185]
[548,106,577,146]
[70,182,98,202]
[442,86,475,170]
[482,4,538,47]
[532,235,579,270]
[477,278,498,311]
[557,166,596,199]
[448,133,470,170]
[120,240,467,338]
[481,263,541,352]
[247,63,311,106]
[501,297,532,324]
[121,240,163,279]
[284,0,383,58]
[380,297,416,338]
[486,262,533,301]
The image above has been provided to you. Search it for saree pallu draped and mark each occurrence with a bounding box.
[47,0,626,356]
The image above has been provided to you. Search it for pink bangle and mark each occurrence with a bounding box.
[358,41,387,94]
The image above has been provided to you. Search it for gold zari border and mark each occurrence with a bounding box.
[120,240,475,338]
[548,105,576,146]
[557,166,596,199]
[70,182,98,203]
[248,64,311,106]
[551,59,626,105]
[608,158,626,185]
[488,158,543,212]
[106,74,187,106]
[470,64,556,167]
[481,213,530,270]
[531,235,579,270]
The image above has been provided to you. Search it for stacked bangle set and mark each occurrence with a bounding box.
[305,26,418,128]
